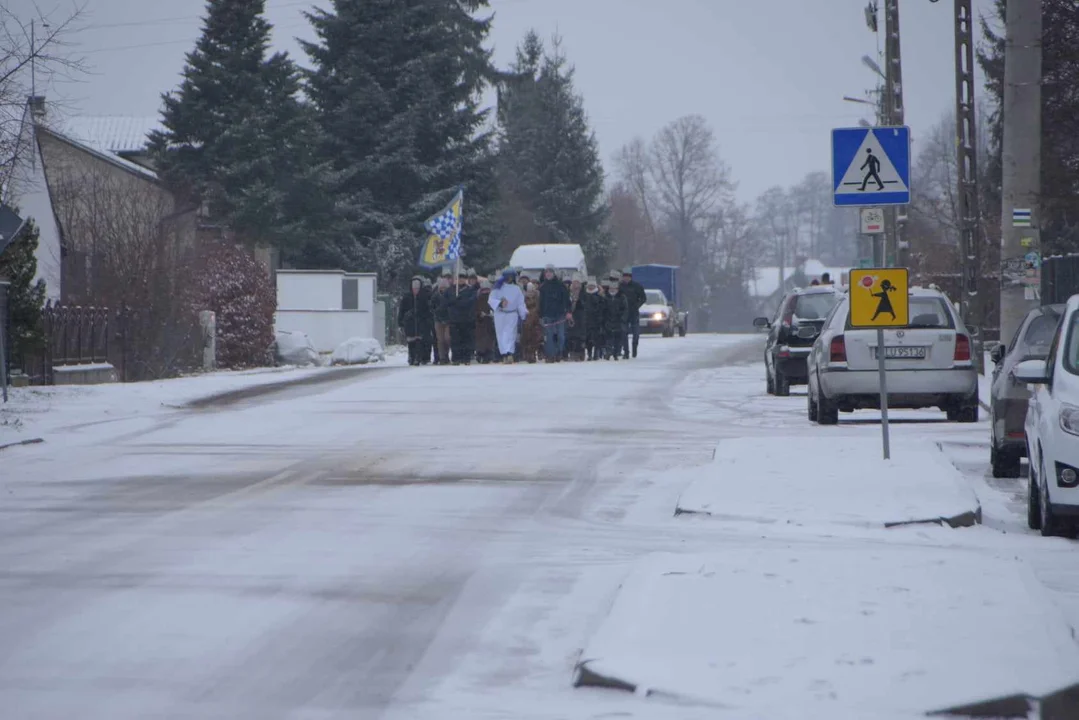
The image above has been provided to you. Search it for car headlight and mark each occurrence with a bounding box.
[652,312,666,320]
[1059,404,1079,436]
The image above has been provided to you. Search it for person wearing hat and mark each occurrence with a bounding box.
[398,275,433,365]
[430,271,454,364]
[604,278,629,361]
[474,276,496,363]
[538,264,572,363]
[564,274,587,361]
[619,266,647,359]
[488,268,528,362]
[582,276,604,360]
[446,271,478,365]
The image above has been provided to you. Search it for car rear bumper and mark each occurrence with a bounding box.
[992,397,1030,451]
[819,367,977,406]
[775,349,811,381]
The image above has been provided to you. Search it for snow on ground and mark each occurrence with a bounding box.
[676,436,980,528]
[578,548,1079,719]
[3,333,1078,720]
[0,354,406,448]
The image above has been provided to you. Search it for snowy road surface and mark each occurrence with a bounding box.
[1,334,1077,719]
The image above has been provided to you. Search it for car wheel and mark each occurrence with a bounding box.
[1039,454,1062,537]
[817,386,839,426]
[807,390,818,422]
[947,396,978,423]
[774,367,790,397]
[991,444,1022,479]
[1027,444,1042,530]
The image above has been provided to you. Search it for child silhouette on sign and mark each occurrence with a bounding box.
[871,279,897,320]
[860,148,884,191]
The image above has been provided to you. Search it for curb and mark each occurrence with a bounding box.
[0,437,44,452]
[184,365,400,409]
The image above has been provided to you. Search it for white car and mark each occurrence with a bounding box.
[806,286,979,424]
[1015,294,1079,537]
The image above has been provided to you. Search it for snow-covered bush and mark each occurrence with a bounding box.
[189,242,276,369]
[274,330,321,366]
[330,337,384,365]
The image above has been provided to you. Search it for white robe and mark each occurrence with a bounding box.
[489,283,528,355]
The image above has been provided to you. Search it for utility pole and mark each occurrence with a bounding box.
[953,0,984,358]
[999,0,1043,344]
[883,0,905,267]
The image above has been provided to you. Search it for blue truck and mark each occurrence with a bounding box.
[631,264,688,337]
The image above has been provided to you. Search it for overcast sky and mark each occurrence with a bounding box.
[22,0,995,203]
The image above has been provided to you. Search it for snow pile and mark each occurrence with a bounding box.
[330,337,385,365]
[676,436,980,528]
[577,549,1079,717]
[274,330,322,367]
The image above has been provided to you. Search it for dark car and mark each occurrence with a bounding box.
[754,285,842,396]
[989,303,1065,478]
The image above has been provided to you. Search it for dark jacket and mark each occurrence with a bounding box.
[605,291,629,333]
[621,279,648,314]
[447,285,478,325]
[398,287,433,337]
[475,288,495,353]
[583,290,605,333]
[430,287,452,324]
[567,290,587,339]
[538,276,571,319]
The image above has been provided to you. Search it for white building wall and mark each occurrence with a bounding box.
[274,270,379,353]
[6,121,62,301]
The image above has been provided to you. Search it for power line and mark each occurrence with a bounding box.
[79,0,314,31]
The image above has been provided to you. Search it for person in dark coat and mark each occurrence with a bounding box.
[398,276,433,365]
[447,274,478,365]
[430,273,453,364]
[538,264,572,362]
[520,284,544,363]
[565,275,587,361]
[619,267,648,359]
[582,276,604,360]
[604,279,629,361]
[474,279,496,363]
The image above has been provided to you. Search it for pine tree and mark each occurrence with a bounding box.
[302,0,501,286]
[0,218,47,363]
[496,32,612,272]
[149,0,340,260]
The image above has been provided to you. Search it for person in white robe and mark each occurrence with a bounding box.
[488,269,528,362]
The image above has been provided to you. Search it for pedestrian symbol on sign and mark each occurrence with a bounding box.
[860,149,884,191]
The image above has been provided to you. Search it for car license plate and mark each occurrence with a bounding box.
[873,346,927,359]
[639,319,649,327]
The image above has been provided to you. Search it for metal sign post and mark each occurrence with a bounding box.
[849,268,910,460]
[0,281,9,403]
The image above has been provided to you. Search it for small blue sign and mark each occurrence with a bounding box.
[832,126,911,207]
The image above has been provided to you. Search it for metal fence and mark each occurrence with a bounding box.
[1041,254,1079,306]
[18,302,203,385]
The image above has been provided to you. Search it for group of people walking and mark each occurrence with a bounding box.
[397,265,649,365]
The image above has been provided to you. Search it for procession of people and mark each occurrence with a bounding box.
[397,265,648,365]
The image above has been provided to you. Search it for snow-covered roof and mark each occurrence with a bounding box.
[61,116,160,155]
[750,260,850,299]
[509,243,585,271]
[37,126,159,182]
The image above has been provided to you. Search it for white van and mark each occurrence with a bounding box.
[508,244,588,281]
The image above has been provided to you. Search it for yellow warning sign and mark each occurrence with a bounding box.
[849,268,909,328]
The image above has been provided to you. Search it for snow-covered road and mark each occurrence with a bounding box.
[1,334,1077,719]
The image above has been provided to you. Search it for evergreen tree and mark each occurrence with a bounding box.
[302,0,501,287]
[0,218,46,363]
[978,0,1079,252]
[150,0,342,262]
[496,32,612,271]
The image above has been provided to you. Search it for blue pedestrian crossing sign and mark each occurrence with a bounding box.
[831,126,911,207]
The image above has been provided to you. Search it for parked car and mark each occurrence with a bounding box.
[633,264,688,337]
[754,285,843,396]
[988,304,1065,478]
[806,286,979,424]
[1014,294,1079,537]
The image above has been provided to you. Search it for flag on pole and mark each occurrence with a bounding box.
[418,189,463,269]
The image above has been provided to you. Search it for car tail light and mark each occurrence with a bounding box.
[954,334,971,362]
[829,335,846,363]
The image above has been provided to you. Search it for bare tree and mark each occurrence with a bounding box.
[0,3,85,197]
[46,146,201,379]
[612,137,657,241]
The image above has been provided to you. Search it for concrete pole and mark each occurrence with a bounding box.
[999,0,1042,344]
[883,0,904,267]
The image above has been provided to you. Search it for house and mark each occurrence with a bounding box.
[5,97,192,303]
[748,258,850,317]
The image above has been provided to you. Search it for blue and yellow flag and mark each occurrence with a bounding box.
[418,189,463,269]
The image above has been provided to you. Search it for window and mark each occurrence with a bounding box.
[645,290,666,305]
[342,278,359,310]
[1062,312,1079,377]
[793,292,839,321]
[1018,312,1062,359]
[847,296,954,330]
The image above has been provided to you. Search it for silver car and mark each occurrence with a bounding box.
[806,286,979,424]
